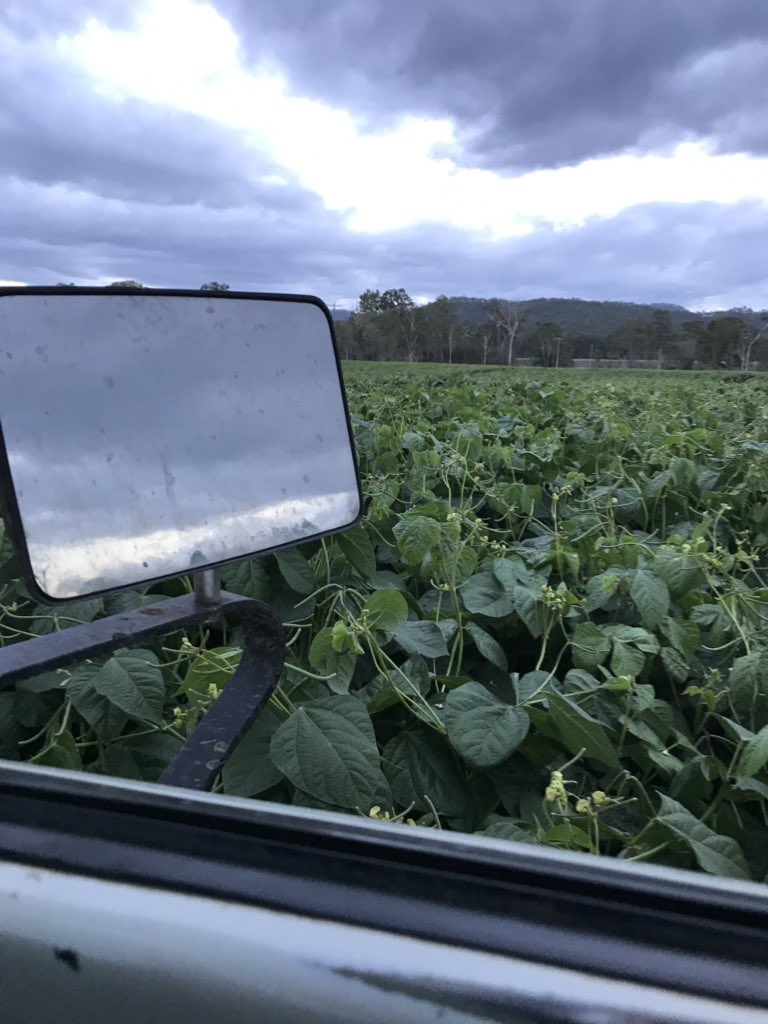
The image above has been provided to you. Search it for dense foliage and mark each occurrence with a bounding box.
[335,293,768,369]
[2,365,768,881]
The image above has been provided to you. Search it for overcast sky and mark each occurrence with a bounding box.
[2,0,767,310]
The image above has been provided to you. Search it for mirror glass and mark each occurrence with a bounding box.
[0,290,361,601]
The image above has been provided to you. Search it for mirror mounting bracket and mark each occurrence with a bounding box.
[0,591,285,792]
[193,568,222,607]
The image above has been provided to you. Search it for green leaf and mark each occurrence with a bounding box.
[630,570,670,630]
[401,430,426,451]
[393,655,431,696]
[654,549,701,599]
[736,725,768,780]
[621,716,664,750]
[602,625,660,652]
[361,656,431,714]
[444,682,530,769]
[655,795,750,880]
[30,598,104,635]
[464,622,508,670]
[670,456,698,492]
[364,589,409,638]
[0,692,23,748]
[547,691,621,770]
[274,547,315,595]
[15,672,66,694]
[631,683,656,712]
[392,515,441,565]
[30,730,81,771]
[92,649,165,724]
[100,744,143,780]
[269,695,384,809]
[308,627,358,694]
[395,619,448,658]
[222,559,271,601]
[542,823,593,850]
[661,646,689,685]
[513,585,546,639]
[383,730,468,816]
[103,591,165,615]
[515,670,553,703]
[13,687,61,730]
[661,617,700,662]
[610,640,646,678]
[424,543,478,586]
[459,573,515,619]
[690,603,732,646]
[67,664,129,739]
[585,571,621,612]
[436,618,460,642]
[570,622,611,672]
[476,821,537,844]
[729,652,768,715]
[713,715,755,743]
[492,557,532,590]
[669,754,716,809]
[448,772,499,833]
[331,621,360,654]
[564,669,600,693]
[647,748,685,775]
[117,732,183,782]
[372,570,409,593]
[358,677,399,713]
[602,624,659,678]
[221,706,284,796]
[181,646,241,707]
[731,778,768,800]
[309,625,341,666]
[337,525,376,579]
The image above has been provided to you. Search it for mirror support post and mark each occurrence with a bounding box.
[194,568,222,607]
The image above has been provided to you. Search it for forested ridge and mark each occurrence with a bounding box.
[332,292,768,369]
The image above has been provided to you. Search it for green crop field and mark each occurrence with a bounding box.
[2,364,768,880]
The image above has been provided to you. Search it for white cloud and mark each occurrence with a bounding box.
[49,0,768,242]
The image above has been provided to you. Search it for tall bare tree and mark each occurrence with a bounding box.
[733,316,768,370]
[488,299,526,365]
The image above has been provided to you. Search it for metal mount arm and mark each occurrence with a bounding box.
[0,580,285,792]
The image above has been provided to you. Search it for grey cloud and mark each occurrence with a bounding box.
[372,200,768,311]
[3,154,767,309]
[0,9,372,293]
[0,3,766,311]
[0,170,377,296]
[0,28,280,207]
[516,201,768,310]
[217,0,768,168]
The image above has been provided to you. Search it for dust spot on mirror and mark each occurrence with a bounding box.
[54,949,81,973]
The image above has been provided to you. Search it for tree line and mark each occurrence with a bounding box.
[334,290,768,370]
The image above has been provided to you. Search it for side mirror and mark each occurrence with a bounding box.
[0,287,361,601]
[0,286,361,791]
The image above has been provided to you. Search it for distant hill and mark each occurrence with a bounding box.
[331,308,353,321]
[449,296,701,336]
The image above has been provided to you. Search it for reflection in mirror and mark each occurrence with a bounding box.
[0,290,360,600]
